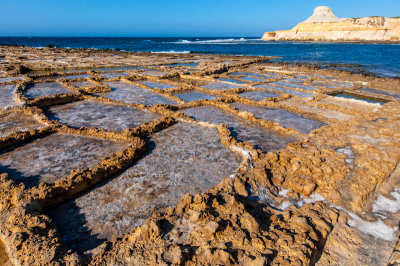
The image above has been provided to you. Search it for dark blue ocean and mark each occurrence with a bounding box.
[1,37,399,78]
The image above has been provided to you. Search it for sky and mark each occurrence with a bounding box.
[0,0,399,37]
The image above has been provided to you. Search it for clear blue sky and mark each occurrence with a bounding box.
[1,0,399,37]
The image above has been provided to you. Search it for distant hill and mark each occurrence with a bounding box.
[262,6,400,42]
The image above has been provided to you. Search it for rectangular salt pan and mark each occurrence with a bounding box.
[239,91,280,102]
[330,92,388,105]
[182,106,298,153]
[100,72,128,79]
[141,81,175,89]
[101,81,177,105]
[231,102,327,134]
[24,82,71,98]
[218,78,247,85]
[173,91,217,102]
[0,134,127,188]
[0,85,19,109]
[47,100,160,131]
[0,112,44,137]
[255,84,313,98]
[268,81,317,90]
[47,123,241,253]
[202,82,240,90]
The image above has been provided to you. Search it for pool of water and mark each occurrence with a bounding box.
[173,91,217,102]
[100,81,178,105]
[47,100,160,131]
[0,112,44,137]
[231,102,327,134]
[240,76,265,82]
[229,72,272,79]
[47,123,241,253]
[0,133,127,188]
[167,62,199,67]
[239,90,280,102]
[71,81,92,89]
[182,106,298,153]
[57,75,90,80]
[24,82,71,98]
[330,92,388,105]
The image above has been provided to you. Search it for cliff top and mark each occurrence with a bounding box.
[303,6,341,23]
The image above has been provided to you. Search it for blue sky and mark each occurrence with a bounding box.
[1,0,399,37]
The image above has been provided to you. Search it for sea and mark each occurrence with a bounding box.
[1,37,399,78]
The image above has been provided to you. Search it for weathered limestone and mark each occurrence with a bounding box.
[262,6,400,42]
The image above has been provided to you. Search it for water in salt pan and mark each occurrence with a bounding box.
[141,81,175,89]
[57,75,90,80]
[0,112,44,137]
[183,106,298,153]
[47,100,160,131]
[255,84,313,98]
[358,87,400,99]
[218,78,247,85]
[167,62,199,67]
[268,81,317,90]
[231,102,327,134]
[0,85,19,109]
[47,123,241,253]
[240,76,265,82]
[100,72,128,79]
[239,91,280,102]
[201,82,240,90]
[24,82,71,98]
[173,91,217,102]
[100,81,177,105]
[330,92,388,105]
[0,133,127,188]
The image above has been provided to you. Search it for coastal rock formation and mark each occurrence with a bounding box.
[262,6,400,42]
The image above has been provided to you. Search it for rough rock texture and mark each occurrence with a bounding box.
[262,6,400,42]
[0,46,400,265]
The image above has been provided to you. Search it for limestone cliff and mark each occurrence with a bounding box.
[262,6,400,42]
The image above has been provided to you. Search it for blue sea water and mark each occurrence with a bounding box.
[0,37,399,78]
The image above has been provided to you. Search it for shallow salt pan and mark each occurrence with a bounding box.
[330,92,388,105]
[358,87,400,99]
[24,82,71,98]
[0,77,24,83]
[101,81,177,105]
[47,123,242,253]
[239,90,280,102]
[100,72,128,79]
[47,100,160,131]
[201,82,240,90]
[0,112,44,137]
[173,91,217,102]
[0,133,127,188]
[182,106,297,153]
[231,102,327,134]
[255,84,313,98]
[268,81,317,90]
[0,85,19,109]
[140,81,175,89]
[218,78,247,85]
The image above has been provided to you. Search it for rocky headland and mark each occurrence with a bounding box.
[262,6,400,42]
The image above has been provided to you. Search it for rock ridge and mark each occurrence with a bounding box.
[262,6,400,42]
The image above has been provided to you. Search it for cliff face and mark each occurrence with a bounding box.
[262,6,400,42]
